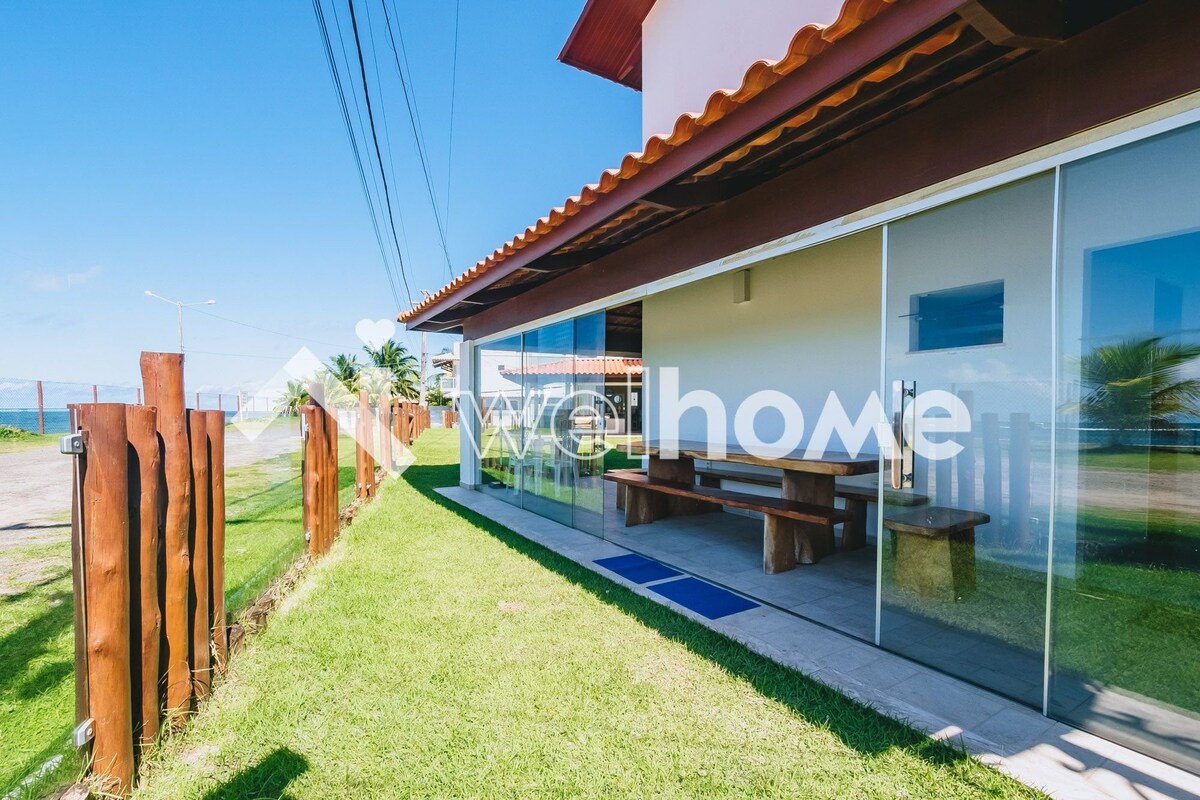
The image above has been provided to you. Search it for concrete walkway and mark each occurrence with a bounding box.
[438,486,1200,800]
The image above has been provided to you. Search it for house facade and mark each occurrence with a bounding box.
[402,0,1200,777]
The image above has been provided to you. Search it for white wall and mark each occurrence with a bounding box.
[643,229,882,452]
[641,0,845,140]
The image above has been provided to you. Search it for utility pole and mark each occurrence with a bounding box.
[419,331,428,406]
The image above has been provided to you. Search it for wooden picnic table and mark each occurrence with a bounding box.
[632,440,879,566]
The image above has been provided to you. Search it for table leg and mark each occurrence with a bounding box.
[648,455,717,517]
[782,470,836,564]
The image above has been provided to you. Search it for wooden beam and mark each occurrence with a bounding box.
[641,176,760,211]
[959,0,1065,49]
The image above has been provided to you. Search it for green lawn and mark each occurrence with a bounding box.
[134,429,1041,800]
[0,423,355,798]
[0,428,57,454]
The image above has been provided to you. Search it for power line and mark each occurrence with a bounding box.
[312,0,404,308]
[446,0,460,244]
[345,0,416,303]
[185,305,344,349]
[378,0,455,279]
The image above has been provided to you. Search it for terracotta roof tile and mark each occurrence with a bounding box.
[400,0,901,325]
[503,357,643,378]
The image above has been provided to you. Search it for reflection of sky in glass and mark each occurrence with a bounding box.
[1086,228,1200,388]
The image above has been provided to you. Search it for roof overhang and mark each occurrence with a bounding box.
[402,0,1147,335]
[558,0,657,90]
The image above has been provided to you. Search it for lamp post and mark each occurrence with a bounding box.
[144,291,216,353]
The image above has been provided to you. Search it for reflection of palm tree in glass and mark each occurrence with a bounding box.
[1079,337,1200,447]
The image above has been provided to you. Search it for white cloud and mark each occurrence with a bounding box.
[23,266,102,292]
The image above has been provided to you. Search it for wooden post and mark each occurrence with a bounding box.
[187,410,212,699]
[236,393,242,414]
[68,405,89,746]
[380,395,392,475]
[981,412,1002,537]
[955,390,976,509]
[92,384,99,403]
[1009,412,1032,548]
[302,406,320,556]
[75,403,135,796]
[36,380,45,434]
[325,407,339,547]
[124,405,161,749]
[205,410,227,673]
[217,394,222,411]
[398,401,411,449]
[195,391,201,409]
[140,352,192,722]
[136,388,142,406]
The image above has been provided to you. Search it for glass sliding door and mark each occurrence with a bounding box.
[478,334,525,507]
[880,175,1055,706]
[520,320,576,525]
[572,312,607,535]
[1052,122,1200,772]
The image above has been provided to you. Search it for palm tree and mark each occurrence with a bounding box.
[274,380,310,416]
[1078,336,1200,447]
[362,339,421,400]
[327,353,361,394]
[308,368,356,410]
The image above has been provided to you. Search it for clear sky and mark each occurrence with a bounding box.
[0,1,640,395]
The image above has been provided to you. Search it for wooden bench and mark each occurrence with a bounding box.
[883,506,989,600]
[604,469,851,573]
[693,468,929,552]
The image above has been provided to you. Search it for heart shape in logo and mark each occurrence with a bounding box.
[355,318,396,349]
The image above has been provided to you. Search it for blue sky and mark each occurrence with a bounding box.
[0,1,640,394]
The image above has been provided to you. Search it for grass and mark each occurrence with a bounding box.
[0,426,57,455]
[134,429,1041,799]
[0,422,357,798]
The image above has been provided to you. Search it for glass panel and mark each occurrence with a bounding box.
[572,312,607,535]
[477,334,525,507]
[910,280,1004,352]
[1052,122,1200,773]
[520,321,575,526]
[881,175,1054,706]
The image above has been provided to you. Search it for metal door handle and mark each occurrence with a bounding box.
[891,380,915,490]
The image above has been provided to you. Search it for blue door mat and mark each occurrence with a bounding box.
[649,577,760,620]
[594,553,682,584]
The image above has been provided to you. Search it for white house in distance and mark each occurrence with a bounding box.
[403,0,1200,792]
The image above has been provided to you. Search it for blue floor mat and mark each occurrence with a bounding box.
[594,553,682,584]
[648,577,760,620]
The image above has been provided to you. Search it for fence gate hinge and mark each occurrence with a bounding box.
[59,433,85,455]
[71,718,94,748]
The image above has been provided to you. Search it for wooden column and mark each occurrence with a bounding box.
[75,403,135,796]
[302,405,321,556]
[125,405,161,748]
[139,352,192,722]
[380,396,392,475]
[187,410,212,700]
[398,401,411,448]
[92,384,98,403]
[36,380,45,434]
[205,410,227,673]
[320,406,339,551]
[782,471,836,565]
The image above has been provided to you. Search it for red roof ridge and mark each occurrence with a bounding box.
[400,0,899,324]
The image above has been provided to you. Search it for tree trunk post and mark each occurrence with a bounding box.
[187,410,212,700]
[205,410,227,673]
[75,403,135,796]
[139,352,192,723]
[124,405,161,749]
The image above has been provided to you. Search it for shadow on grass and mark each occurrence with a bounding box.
[202,748,308,800]
[0,587,73,697]
[400,460,982,773]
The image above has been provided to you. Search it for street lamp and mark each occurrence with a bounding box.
[144,290,216,353]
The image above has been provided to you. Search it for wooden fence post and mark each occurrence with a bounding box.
[136,388,142,406]
[380,395,392,475]
[324,407,339,548]
[1009,412,1032,548]
[398,401,411,448]
[75,403,135,796]
[125,405,161,749]
[36,380,45,434]
[140,353,192,722]
[301,406,320,556]
[187,411,212,700]
[205,410,227,673]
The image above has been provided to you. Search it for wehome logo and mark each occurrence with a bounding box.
[459,366,971,464]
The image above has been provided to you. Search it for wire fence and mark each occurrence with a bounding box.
[0,378,278,435]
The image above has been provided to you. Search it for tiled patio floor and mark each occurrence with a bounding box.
[439,484,1200,800]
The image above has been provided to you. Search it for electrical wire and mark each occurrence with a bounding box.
[345,0,416,303]
[185,305,345,349]
[378,0,455,278]
[446,0,460,245]
[312,0,405,308]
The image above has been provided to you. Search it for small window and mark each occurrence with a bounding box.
[909,280,1004,352]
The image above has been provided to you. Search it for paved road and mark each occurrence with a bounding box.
[0,419,302,551]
